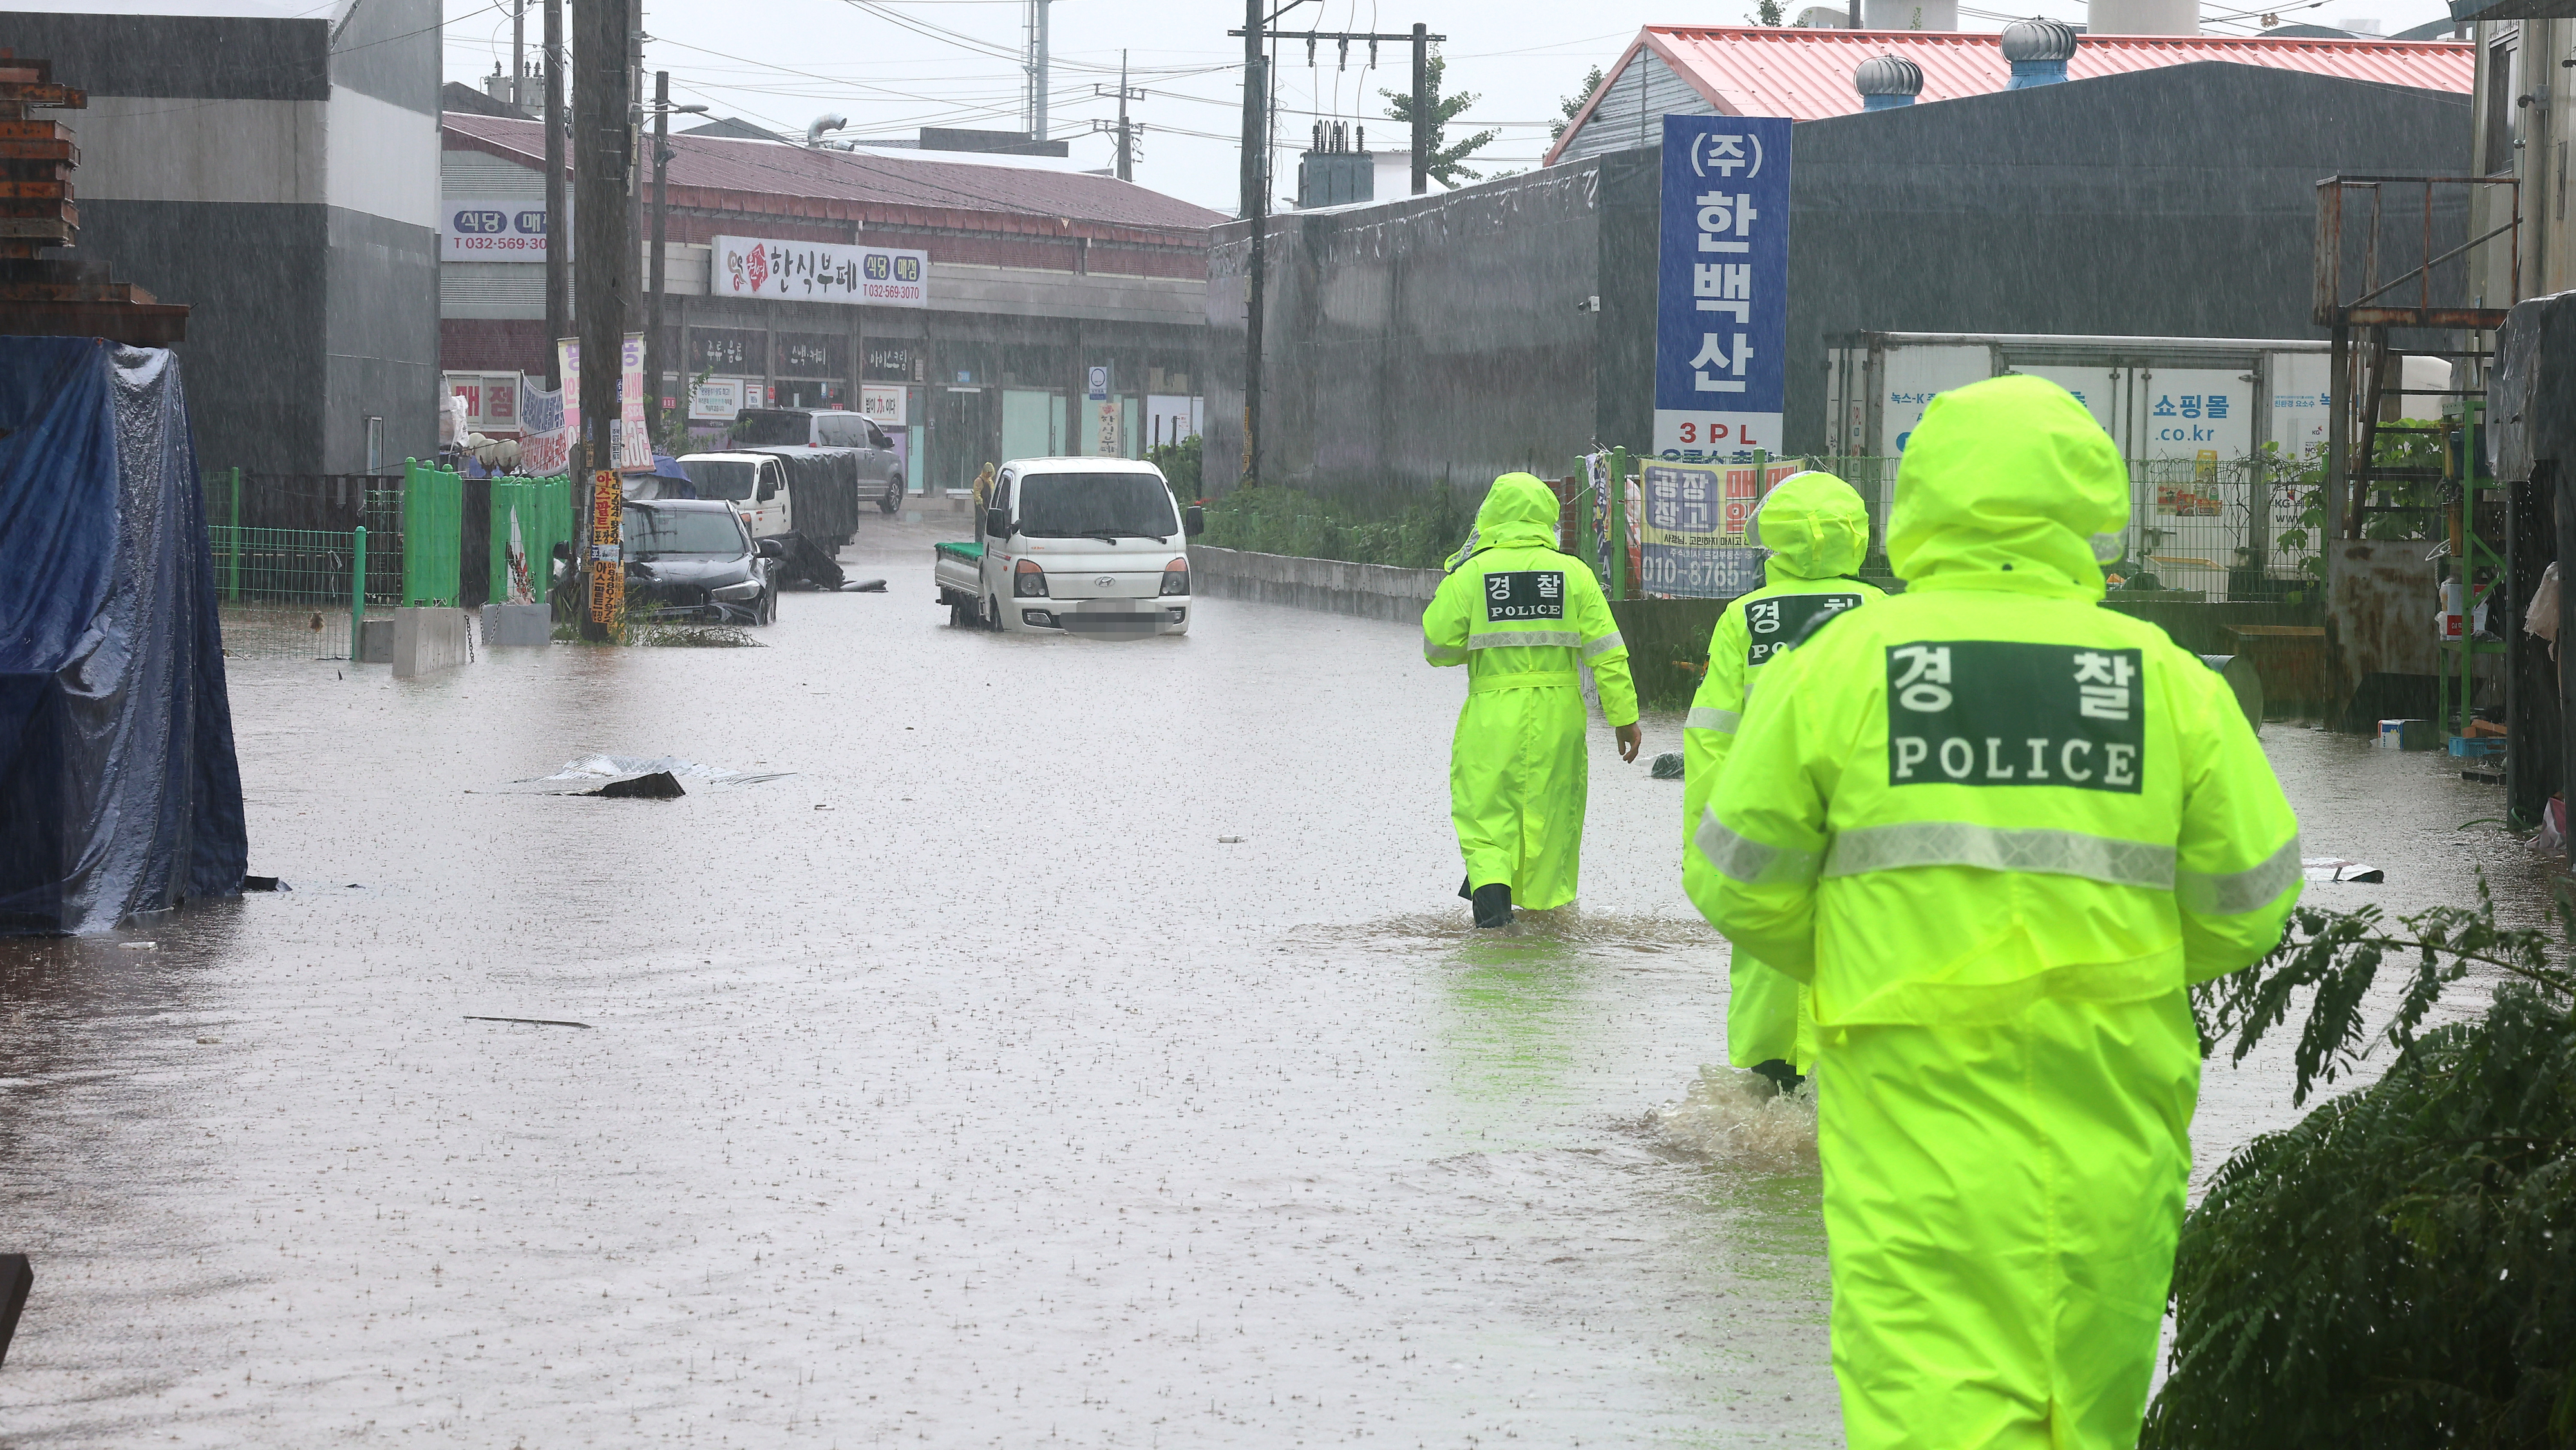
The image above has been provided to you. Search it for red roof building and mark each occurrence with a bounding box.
[438,113,1224,491]
[1545,24,2473,165]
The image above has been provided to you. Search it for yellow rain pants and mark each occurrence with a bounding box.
[1818,992,2199,1450]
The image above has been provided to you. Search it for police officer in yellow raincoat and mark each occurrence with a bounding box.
[1424,473,1640,928]
[1680,470,1884,1089]
[1698,376,2301,1450]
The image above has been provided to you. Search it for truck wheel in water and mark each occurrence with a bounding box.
[985,595,1003,633]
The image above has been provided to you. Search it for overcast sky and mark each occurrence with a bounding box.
[439,0,2462,216]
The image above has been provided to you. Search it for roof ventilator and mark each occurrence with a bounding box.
[2002,17,2079,89]
[1853,53,1925,110]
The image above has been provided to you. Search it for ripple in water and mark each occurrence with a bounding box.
[1647,1065,1820,1173]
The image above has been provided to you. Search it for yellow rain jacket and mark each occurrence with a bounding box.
[1699,376,2301,1450]
[1681,471,1884,1072]
[1424,473,1637,910]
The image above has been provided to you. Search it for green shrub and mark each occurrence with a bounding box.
[2147,888,2576,1449]
[1197,482,1469,571]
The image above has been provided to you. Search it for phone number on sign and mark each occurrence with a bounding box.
[448,236,547,253]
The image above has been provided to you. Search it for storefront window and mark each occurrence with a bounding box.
[691,329,762,373]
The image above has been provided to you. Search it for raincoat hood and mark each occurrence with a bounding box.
[1886,374,2128,598]
[1446,472,1560,569]
[1754,470,1871,582]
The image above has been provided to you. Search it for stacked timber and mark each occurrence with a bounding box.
[0,51,187,344]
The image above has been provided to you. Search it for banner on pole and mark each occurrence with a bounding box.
[587,468,623,627]
[616,332,651,470]
[518,376,569,477]
[1653,115,1792,464]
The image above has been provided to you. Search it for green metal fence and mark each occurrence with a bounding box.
[488,475,573,605]
[208,523,370,660]
[401,458,462,606]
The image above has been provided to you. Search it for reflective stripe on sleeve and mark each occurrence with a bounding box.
[1582,631,1625,659]
[1823,822,2177,892]
[2177,835,2302,915]
[1423,641,1469,665]
[1694,807,1821,887]
[1684,706,1740,734]
[1467,630,1582,650]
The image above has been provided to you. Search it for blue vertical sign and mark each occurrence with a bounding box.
[1654,114,1792,464]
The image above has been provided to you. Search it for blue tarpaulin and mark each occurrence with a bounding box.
[0,338,246,933]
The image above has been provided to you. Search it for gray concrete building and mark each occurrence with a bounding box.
[437,115,1220,495]
[2,0,442,476]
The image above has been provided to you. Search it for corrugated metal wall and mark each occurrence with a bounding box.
[1555,52,1718,167]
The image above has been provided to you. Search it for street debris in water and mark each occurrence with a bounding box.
[634,624,764,647]
[463,1015,594,1029]
[2302,857,2386,883]
[591,771,684,799]
[1650,752,1685,779]
[480,755,795,796]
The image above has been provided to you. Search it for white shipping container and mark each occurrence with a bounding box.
[1824,332,2340,598]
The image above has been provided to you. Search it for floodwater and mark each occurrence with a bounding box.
[0,513,2548,1447]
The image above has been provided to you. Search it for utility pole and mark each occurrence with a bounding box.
[573,0,632,640]
[1410,23,1428,196]
[647,69,671,444]
[1029,0,1053,142]
[511,0,525,110]
[1230,10,1441,484]
[1239,0,1265,485]
[542,0,567,390]
[1111,50,1138,181]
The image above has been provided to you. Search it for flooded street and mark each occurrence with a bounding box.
[0,517,2548,1447]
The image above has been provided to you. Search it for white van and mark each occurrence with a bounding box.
[933,457,1204,636]
[674,452,793,539]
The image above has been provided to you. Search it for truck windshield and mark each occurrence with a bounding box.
[1016,472,1176,539]
[624,507,745,558]
[728,411,809,446]
[679,458,756,501]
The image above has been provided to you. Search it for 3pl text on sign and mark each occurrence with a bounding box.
[1654,115,1790,464]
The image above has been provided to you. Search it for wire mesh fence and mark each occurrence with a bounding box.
[1810,454,2323,600]
[209,524,369,661]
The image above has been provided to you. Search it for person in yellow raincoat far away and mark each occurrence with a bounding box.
[1698,374,2301,1450]
[1680,469,1885,1095]
[1423,472,1640,928]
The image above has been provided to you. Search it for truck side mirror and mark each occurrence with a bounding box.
[984,506,1011,539]
[1184,504,1205,538]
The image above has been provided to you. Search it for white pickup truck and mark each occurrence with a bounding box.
[934,457,1203,636]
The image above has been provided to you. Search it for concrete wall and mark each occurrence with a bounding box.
[1189,546,1439,623]
[392,606,471,677]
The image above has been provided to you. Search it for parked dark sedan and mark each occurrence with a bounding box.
[622,499,782,625]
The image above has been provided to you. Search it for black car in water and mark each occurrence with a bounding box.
[622,499,782,625]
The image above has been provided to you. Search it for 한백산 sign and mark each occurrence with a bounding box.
[712,236,929,308]
[1654,115,1790,464]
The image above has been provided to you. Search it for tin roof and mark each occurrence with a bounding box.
[440,113,1226,244]
[1544,25,2473,165]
